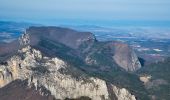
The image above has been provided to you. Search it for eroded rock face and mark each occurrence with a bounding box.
[0,45,136,100]
[112,42,141,72]
[112,86,136,100]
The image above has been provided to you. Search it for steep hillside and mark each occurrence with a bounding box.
[0,40,20,61]
[26,26,141,72]
[0,45,136,100]
[0,80,56,100]
[138,58,170,100]
[0,26,146,100]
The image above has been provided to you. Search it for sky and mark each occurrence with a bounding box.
[0,0,170,26]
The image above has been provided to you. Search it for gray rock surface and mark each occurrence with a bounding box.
[112,42,141,72]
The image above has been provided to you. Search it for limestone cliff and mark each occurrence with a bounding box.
[0,45,136,100]
[112,42,141,72]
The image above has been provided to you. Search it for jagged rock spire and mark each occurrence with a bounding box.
[19,30,30,46]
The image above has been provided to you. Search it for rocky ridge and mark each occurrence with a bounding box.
[0,33,136,100]
[25,27,141,72]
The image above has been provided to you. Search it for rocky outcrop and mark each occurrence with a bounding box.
[112,86,136,100]
[140,75,151,84]
[0,27,141,99]
[0,45,136,100]
[19,32,30,46]
[112,42,141,72]
[84,41,141,72]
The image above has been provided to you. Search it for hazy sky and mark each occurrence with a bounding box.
[0,0,170,25]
